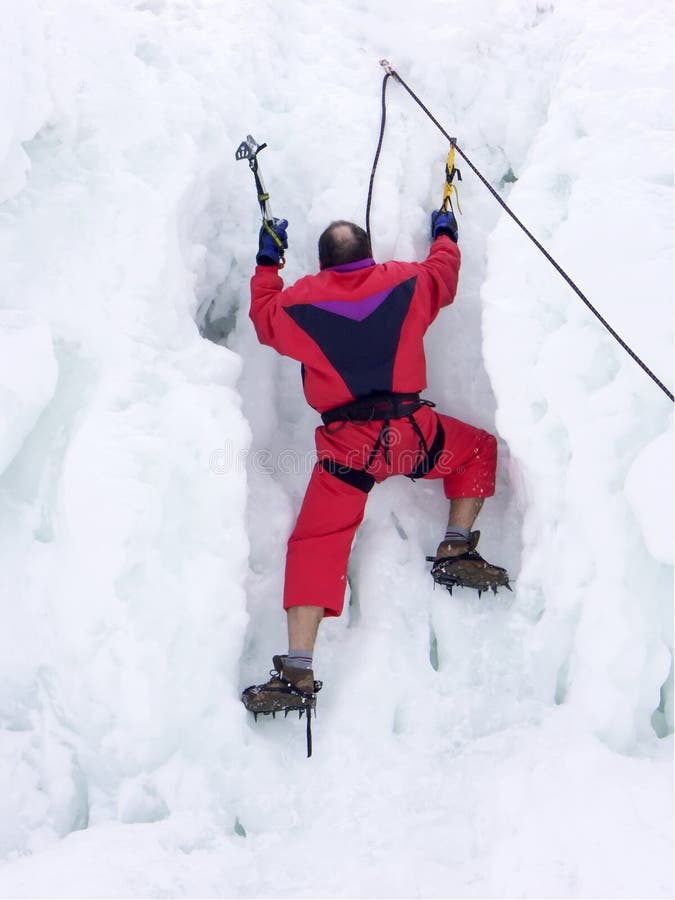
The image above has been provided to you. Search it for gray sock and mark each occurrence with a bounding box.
[287,649,313,670]
[444,526,470,543]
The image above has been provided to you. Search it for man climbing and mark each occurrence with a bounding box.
[241,211,509,719]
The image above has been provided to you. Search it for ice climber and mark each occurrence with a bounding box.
[241,212,509,718]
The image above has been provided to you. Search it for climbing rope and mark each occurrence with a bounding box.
[367,61,673,404]
[365,74,389,242]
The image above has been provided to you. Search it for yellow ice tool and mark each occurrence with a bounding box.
[441,143,462,215]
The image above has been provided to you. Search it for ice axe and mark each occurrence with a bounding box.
[236,134,285,266]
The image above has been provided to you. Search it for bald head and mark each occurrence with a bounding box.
[318,220,372,269]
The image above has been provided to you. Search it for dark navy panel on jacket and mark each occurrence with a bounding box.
[284,276,417,399]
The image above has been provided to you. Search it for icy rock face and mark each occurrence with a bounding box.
[0,0,251,862]
[0,3,51,203]
[624,424,674,566]
[0,311,57,474]
[481,2,673,751]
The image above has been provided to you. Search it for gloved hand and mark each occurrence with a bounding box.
[430,209,458,243]
[256,218,288,266]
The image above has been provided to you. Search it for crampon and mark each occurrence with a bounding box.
[427,530,511,597]
[241,655,322,757]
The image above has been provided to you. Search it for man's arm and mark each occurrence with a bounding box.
[248,216,305,359]
[249,264,290,352]
[416,233,462,321]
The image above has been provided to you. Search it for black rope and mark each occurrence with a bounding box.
[365,73,391,244]
[368,66,673,403]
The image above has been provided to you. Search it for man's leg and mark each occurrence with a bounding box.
[284,461,370,619]
[448,496,484,529]
[279,463,368,688]
[424,414,496,558]
[436,496,484,558]
[241,604,325,712]
[421,414,508,590]
[287,605,324,657]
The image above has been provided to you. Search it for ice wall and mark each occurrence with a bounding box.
[0,0,251,856]
[0,0,671,897]
[481,0,673,748]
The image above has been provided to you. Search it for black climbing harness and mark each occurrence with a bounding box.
[321,391,431,428]
[236,134,286,268]
[367,60,673,404]
[319,392,444,492]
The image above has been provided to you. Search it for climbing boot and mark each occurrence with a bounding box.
[241,655,322,719]
[429,531,511,596]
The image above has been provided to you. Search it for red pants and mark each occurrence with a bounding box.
[283,405,497,617]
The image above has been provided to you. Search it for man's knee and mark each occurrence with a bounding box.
[481,430,498,469]
[441,428,497,498]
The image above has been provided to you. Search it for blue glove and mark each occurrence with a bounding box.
[256,218,288,266]
[431,209,458,243]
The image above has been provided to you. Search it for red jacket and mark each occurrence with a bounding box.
[249,235,460,413]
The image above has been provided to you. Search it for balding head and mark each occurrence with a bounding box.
[318,220,372,269]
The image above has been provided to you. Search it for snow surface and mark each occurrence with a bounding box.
[0,0,672,897]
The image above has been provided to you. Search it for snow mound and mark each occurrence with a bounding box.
[0,310,57,474]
